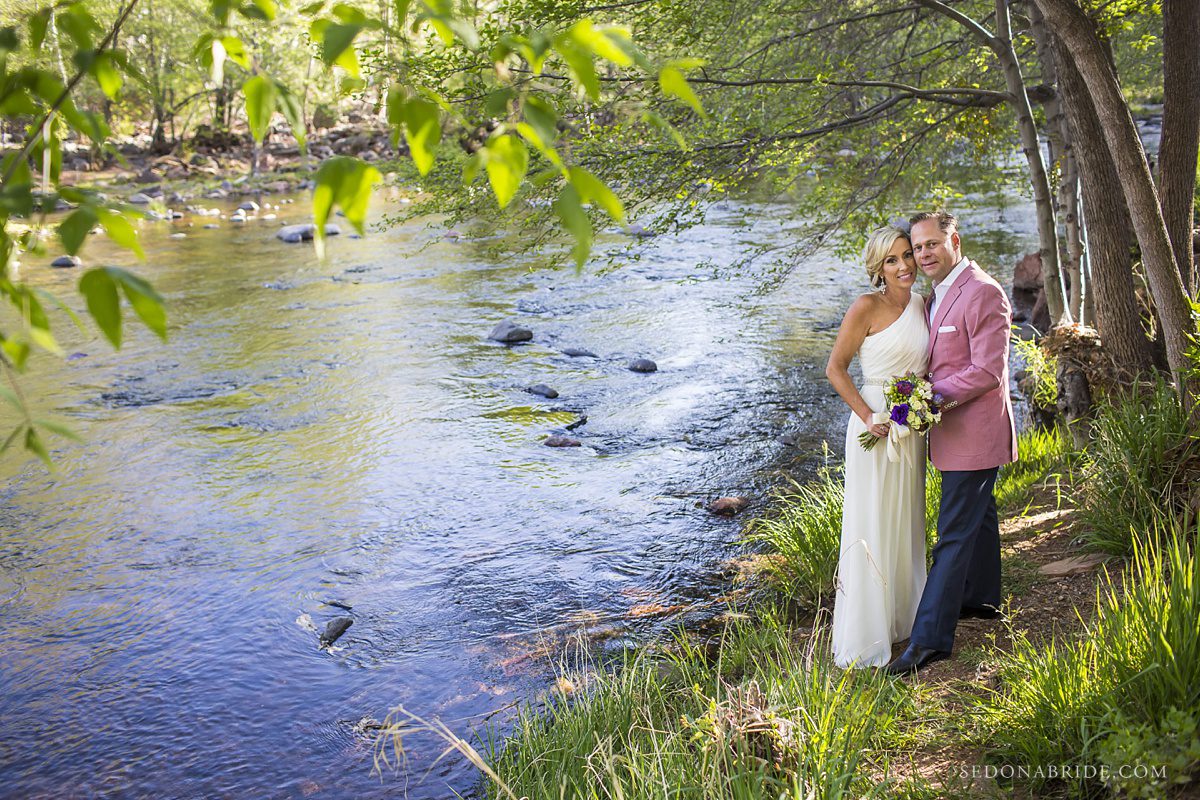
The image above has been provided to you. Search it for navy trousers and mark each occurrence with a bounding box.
[909,467,1001,653]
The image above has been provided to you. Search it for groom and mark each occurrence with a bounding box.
[885,211,1018,676]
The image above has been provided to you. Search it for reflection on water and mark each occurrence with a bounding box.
[0,192,1035,798]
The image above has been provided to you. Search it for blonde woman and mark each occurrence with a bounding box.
[824,226,929,668]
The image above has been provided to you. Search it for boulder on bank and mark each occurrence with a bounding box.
[489,320,533,343]
[628,358,658,373]
[128,192,153,205]
[1010,252,1050,333]
[276,223,343,243]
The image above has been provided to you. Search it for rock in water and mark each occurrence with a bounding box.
[276,223,342,243]
[50,255,82,268]
[565,415,588,431]
[562,347,598,358]
[238,200,260,213]
[489,320,533,343]
[320,617,353,646]
[527,384,559,399]
[628,358,658,373]
[128,192,153,205]
[544,435,581,447]
[709,496,750,516]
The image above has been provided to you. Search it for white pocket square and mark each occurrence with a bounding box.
[938,325,957,333]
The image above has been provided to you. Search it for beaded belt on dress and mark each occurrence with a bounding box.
[861,377,889,386]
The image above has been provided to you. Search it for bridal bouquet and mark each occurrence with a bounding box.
[859,373,943,452]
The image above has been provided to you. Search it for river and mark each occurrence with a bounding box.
[0,187,1036,798]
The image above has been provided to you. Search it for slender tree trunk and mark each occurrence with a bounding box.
[1055,36,1153,377]
[1034,0,1198,407]
[994,0,1067,324]
[1030,3,1084,320]
[1062,149,1086,320]
[1160,0,1200,297]
[915,0,1069,323]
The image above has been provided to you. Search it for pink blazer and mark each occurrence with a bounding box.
[925,261,1018,471]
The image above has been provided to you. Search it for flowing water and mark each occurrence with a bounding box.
[0,188,1036,799]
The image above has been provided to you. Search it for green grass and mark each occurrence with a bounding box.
[481,610,919,799]
[1078,381,1199,555]
[995,424,1074,514]
[741,464,844,608]
[975,528,1200,796]
[744,426,1070,605]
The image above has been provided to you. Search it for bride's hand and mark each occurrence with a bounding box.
[862,417,890,438]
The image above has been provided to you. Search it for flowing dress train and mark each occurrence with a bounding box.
[831,292,929,668]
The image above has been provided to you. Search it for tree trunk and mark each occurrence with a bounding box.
[1054,35,1153,377]
[1160,0,1200,297]
[1030,3,1084,321]
[1033,0,1198,407]
[994,0,1067,324]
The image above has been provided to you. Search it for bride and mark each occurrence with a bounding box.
[824,226,929,668]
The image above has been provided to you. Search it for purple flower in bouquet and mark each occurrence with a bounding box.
[895,380,914,397]
[890,404,910,425]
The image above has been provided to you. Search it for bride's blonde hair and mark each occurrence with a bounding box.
[863,226,910,288]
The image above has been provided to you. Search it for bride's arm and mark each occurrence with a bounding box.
[825,296,889,439]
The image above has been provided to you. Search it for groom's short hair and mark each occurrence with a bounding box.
[909,210,958,234]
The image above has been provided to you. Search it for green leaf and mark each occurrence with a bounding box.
[484,135,528,209]
[275,81,307,151]
[556,41,598,101]
[659,66,705,117]
[29,10,50,50]
[59,206,98,256]
[565,20,632,66]
[28,324,61,356]
[99,209,144,259]
[211,0,236,25]
[553,183,592,270]
[240,0,278,21]
[320,23,362,77]
[299,0,327,13]
[1,424,26,456]
[401,97,441,175]
[515,122,563,169]
[642,109,689,150]
[311,156,382,258]
[56,4,98,49]
[91,51,122,99]
[462,152,483,185]
[568,166,624,222]
[25,426,51,469]
[242,74,276,144]
[1,337,31,371]
[522,95,557,145]
[485,88,515,117]
[111,268,167,342]
[221,36,251,70]
[78,267,121,348]
[34,418,82,442]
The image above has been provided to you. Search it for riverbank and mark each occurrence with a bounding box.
[446,382,1199,799]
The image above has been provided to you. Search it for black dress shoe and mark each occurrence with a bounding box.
[884,644,950,675]
[959,606,1003,620]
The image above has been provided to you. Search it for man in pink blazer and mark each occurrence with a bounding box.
[886,210,1018,675]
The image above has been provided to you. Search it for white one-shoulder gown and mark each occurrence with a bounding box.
[831,292,929,668]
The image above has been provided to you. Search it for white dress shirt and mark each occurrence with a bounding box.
[929,256,971,322]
